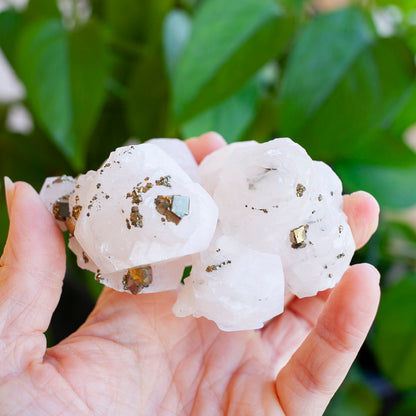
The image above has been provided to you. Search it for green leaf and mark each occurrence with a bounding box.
[390,82,416,136]
[163,9,192,78]
[126,51,171,139]
[0,8,23,64]
[376,0,416,13]
[343,132,416,167]
[16,19,111,170]
[373,274,416,390]
[24,0,61,21]
[104,0,173,44]
[182,75,262,142]
[173,0,294,122]
[390,393,416,416]
[336,162,416,209]
[243,95,279,142]
[279,7,416,161]
[325,367,380,416]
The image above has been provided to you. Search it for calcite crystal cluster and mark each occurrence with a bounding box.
[40,138,355,331]
[40,140,217,294]
[173,139,355,330]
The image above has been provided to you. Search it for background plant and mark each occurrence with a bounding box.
[1,0,416,414]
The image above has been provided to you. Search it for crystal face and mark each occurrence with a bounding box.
[172,138,355,329]
[173,233,285,331]
[69,143,218,274]
[40,139,217,295]
[40,137,356,331]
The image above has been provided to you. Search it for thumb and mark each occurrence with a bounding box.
[0,178,66,372]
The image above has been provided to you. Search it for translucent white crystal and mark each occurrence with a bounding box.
[69,143,218,275]
[174,137,355,329]
[39,175,76,231]
[40,137,356,331]
[68,236,191,293]
[173,233,285,331]
[147,138,200,183]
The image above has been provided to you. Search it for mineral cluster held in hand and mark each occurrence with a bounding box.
[40,138,355,331]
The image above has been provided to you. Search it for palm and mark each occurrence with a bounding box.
[12,288,313,415]
[0,135,380,415]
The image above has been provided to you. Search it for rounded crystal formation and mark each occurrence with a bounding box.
[40,137,356,331]
[40,141,217,295]
[69,143,217,274]
[173,233,285,331]
[173,138,355,330]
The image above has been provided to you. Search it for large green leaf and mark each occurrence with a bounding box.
[173,0,294,122]
[182,75,262,142]
[279,7,416,161]
[15,19,111,170]
[336,162,416,209]
[373,274,416,390]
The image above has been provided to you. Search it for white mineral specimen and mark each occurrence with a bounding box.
[173,138,355,330]
[173,233,285,331]
[39,175,76,231]
[69,144,217,275]
[40,137,356,332]
[40,142,217,295]
[147,138,200,183]
[68,236,192,294]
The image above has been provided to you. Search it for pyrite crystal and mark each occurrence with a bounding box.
[154,195,190,225]
[123,266,153,294]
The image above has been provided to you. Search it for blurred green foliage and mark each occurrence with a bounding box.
[1,0,416,414]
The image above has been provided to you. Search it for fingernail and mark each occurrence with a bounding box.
[363,263,381,284]
[4,176,15,212]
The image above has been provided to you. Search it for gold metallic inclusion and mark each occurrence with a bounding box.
[130,206,143,228]
[72,205,82,220]
[53,199,70,221]
[82,252,89,263]
[155,175,172,187]
[206,260,231,272]
[296,184,306,197]
[65,218,75,235]
[122,266,153,294]
[290,225,309,249]
[154,195,189,225]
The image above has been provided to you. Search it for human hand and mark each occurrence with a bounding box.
[0,133,380,415]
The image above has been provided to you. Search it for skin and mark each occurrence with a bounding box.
[0,132,380,416]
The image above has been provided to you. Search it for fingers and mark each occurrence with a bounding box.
[261,290,330,374]
[275,264,380,415]
[343,191,379,250]
[0,180,66,339]
[185,131,227,164]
